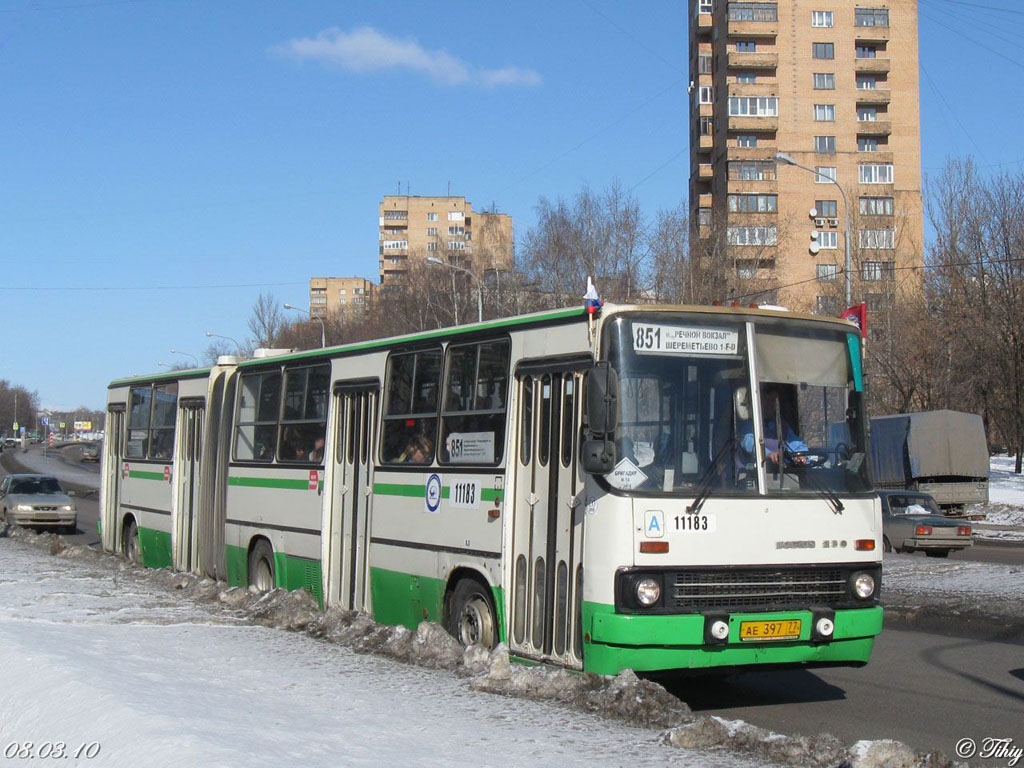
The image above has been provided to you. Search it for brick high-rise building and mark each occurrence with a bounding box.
[378,196,514,285]
[309,276,372,319]
[688,1,923,315]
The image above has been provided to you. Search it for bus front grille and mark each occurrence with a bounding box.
[671,567,848,611]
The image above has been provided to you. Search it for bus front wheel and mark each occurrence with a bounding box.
[123,520,140,564]
[248,539,276,592]
[448,579,497,649]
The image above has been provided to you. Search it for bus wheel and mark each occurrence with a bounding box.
[123,520,140,564]
[882,536,892,553]
[449,579,497,649]
[925,550,950,558]
[248,540,276,592]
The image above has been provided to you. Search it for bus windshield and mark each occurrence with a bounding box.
[603,314,870,497]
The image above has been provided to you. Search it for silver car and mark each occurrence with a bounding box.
[879,490,973,558]
[0,474,77,534]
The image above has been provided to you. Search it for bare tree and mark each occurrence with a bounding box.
[247,292,286,347]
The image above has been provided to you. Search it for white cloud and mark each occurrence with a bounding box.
[272,26,541,88]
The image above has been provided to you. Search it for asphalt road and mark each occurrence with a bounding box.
[664,628,1024,764]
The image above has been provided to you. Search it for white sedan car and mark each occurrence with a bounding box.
[0,474,77,534]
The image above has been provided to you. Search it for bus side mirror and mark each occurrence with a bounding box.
[581,438,616,475]
[586,362,619,435]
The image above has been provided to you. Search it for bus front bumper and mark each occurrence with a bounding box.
[581,603,883,675]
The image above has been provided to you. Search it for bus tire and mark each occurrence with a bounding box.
[248,539,276,592]
[123,519,140,564]
[882,536,892,553]
[448,578,497,649]
[925,550,950,558]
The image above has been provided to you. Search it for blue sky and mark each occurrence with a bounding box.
[1,0,1020,410]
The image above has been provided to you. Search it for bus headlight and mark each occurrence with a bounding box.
[635,578,661,607]
[852,572,876,599]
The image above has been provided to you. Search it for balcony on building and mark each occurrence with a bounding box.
[698,193,713,209]
[698,102,714,118]
[855,88,892,106]
[855,57,891,74]
[727,146,776,162]
[695,10,712,32]
[727,50,778,70]
[857,120,892,136]
[699,163,714,179]
[728,115,779,132]
[698,134,714,153]
[727,82,777,98]
[727,1,779,38]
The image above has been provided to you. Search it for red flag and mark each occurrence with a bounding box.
[839,302,867,338]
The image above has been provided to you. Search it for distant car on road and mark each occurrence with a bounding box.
[879,490,973,558]
[80,442,101,462]
[0,474,77,534]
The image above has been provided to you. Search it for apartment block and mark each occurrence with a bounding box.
[688,0,924,314]
[309,276,372,319]
[378,196,514,284]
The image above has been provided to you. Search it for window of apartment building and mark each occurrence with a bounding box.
[857,106,878,121]
[857,75,878,89]
[860,196,894,215]
[729,160,777,180]
[814,135,836,153]
[865,293,887,312]
[728,2,778,22]
[862,260,895,281]
[859,163,894,183]
[817,264,838,281]
[813,72,835,89]
[427,212,438,221]
[817,296,840,315]
[812,43,834,60]
[311,288,326,294]
[383,226,405,234]
[736,41,757,52]
[337,298,346,305]
[448,226,465,235]
[699,0,714,12]
[382,240,408,250]
[856,45,877,59]
[736,260,759,279]
[427,242,439,251]
[699,116,714,136]
[699,54,713,74]
[815,199,838,218]
[858,137,880,152]
[855,7,889,27]
[735,72,757,83]
[817,231,839,249]
[728,96,779,116]
[354,287,364,295]
[698,85,714,104]
[338,289,346,295]
[311,296,327,305]
[448,211,464,221]
[813,104,835,121]
[698,208,713,226]
[736,134,758,147]
[354,296,365,304]
[448,241,466,251]
[815,166,837,183]
[811,10,833,27]
[384,210,407,220]
[727,225,778,246]
[728,193,778,212]
[427,227,438,236]
[859,228,896,249]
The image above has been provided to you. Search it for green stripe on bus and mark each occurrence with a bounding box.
[374,482,501,502]
[129,470,166,481]
[228,476,312,491]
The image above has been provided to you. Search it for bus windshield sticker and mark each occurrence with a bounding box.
[606,457,648,490]
[446,432,495,464]
[632,324,739,357]
[644,509,665,538]
[449,478,482,509]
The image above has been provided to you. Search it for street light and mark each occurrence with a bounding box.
[426,256,483,324]
[156,362,172,369]
[283,303,325,348]
[169,348,200,366]
[774,152,852,307]
[205,331,244,355]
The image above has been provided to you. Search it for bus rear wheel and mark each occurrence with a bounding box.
[123,520,140,564]
[448,579,497,649]
[248,540,276,592]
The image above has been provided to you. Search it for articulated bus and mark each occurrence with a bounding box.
[100,304,882,675]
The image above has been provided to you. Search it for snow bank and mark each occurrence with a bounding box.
[0,525,974,768]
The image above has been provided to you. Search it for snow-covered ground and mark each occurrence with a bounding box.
[0,532,956,768]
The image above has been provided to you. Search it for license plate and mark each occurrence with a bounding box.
[739,619,802,641]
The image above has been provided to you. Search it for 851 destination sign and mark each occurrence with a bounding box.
[633,324,739,356]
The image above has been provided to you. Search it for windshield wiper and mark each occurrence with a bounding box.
[687,436,738,515]
[779,443,845,514]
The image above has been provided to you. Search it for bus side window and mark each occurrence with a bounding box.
[440,339,509,465]
[234,370,281,462]
[381,348,442,464]
[126,386,152,459]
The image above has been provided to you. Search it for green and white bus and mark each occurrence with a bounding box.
[100,303,882,675]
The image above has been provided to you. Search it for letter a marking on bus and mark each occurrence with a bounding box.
[645,510,665,538]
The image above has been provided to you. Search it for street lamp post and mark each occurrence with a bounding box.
[426,256,483,324]
[283,303,326,348]
[774,152,852,307]
[169,348,200,366]
[205,331,244,355]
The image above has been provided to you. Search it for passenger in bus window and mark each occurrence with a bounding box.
[399,434,432,464]
[280,427,300,461]
[741,384,808,465]
[309,436,325,463]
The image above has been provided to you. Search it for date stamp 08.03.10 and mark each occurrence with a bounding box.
[3,742,101,761]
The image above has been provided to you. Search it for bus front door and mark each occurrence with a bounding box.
[172,401,204,573]
[327,384,378,611]
[101,406,125,553]
[510,369,585,669]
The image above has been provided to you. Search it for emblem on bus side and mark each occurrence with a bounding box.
[425,473,442,514]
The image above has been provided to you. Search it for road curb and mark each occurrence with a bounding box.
[883,603,1024,645]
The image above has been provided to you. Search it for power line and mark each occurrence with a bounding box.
[0,280,306,293]
[919,9,1024,71]
[924,0,1024,18]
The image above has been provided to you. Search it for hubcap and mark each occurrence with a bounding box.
[126,532,139,563]
[458,595,494,647]
[253,559,274,591]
